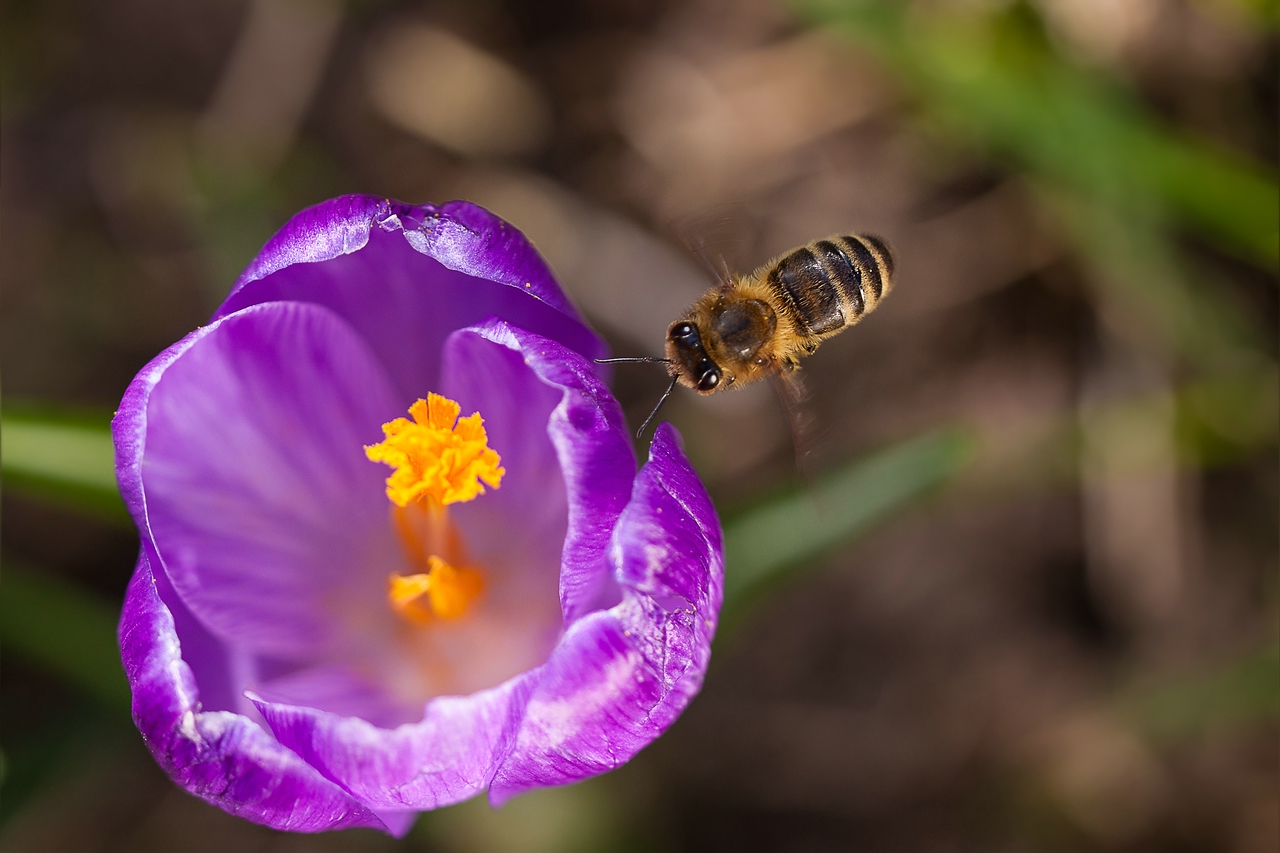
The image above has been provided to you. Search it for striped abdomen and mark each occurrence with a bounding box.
[763,234,894,338]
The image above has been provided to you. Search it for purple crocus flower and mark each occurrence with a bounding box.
[113,196,723,834]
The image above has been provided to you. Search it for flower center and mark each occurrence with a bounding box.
[366,393,503,622]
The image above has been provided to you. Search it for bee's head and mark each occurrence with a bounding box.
[666,321,722,392]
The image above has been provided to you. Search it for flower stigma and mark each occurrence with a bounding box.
[387,557,486,623]
[366,393,504,622]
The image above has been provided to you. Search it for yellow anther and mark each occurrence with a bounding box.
[388,557,485,622]
[365,393,504,508]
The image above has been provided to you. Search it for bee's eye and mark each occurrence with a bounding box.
[671,322,697,343]
[697,369,720,391]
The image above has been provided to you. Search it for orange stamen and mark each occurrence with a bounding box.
[365,393,504,508]
[367,394,502,623]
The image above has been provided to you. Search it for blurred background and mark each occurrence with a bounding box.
[2,0,1276,850]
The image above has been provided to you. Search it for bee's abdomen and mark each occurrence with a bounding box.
[821,235,893,312]
[768,248,844,336]
[766,235,894,338]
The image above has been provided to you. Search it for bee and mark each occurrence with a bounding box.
[601,233,895,436]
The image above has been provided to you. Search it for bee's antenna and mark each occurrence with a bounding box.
[636,374,679,439]
[593,356,678,438]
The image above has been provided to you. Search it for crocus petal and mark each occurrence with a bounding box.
[249,678,533,812]
[457,321,640,624]
[488,423,722,803]
[216,196,605,401]
[252,665,412,730]
[372,810,419,838]
[118,550,391,833]
[247,323,639,809]
[439,329,568,605]
[132,300,403,659]
[608,421,721,618]
[227,198,577,320]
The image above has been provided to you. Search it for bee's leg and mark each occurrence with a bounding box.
[770,369,824,481]
[637,373,679,439]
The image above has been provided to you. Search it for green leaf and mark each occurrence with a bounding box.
[2,409,128,522]
[0,559,130,711]
[719,429,974,629]
[1123,642,1280,740]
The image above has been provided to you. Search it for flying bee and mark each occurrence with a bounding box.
[601,233,895,436]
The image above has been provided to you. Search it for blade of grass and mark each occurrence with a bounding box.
[2,411,128,523]
[1122,642,1280,740]
[719,429,974,631]
[0,559,130,711]
[800,0,1279,268]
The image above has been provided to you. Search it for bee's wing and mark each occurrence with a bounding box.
[685,233,733,288]
[770,369,828,483]
[665,206,759,288]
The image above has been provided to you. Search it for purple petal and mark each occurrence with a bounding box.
[228,197,577,320]
[252,665,411,730]
[115,333,256,718]
[439,330,567,613]
[118,550,392,833]
[129,300,403,659]
[610,422,722,729]
[455,321,639,624]
[372,810,419,838]
[249,677,533,811]
[489,423,723,803]
[247,324,641,809]
[610,422,722,615]
[216,196,605,401]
